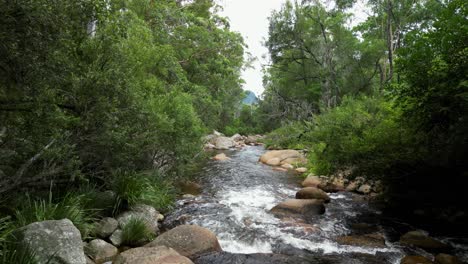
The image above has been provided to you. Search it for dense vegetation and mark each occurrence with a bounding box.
[256,0,468,232]
[0,0,246,258]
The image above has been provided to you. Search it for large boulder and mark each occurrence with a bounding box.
[230,134,243,142]
[336,233,386,248]
[84,239,118,264]
[214,137,236,150]
[245,135,261,145]
[301,175,322,187]
[16,219,86,264]
[400,256,434,264]
[260,150,305,166]
[295,187,330,202]
[93,217,118,239]
[145,225,222,258]
[270,199,325,218]
[435,254,462,264]
[400,231,450,252]
[114,246,193,264]
[117,204,161,235]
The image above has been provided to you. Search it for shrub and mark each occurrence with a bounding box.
[304,96,417,177]
[120,217,154,246]
[112,171,175,214]
[264,122,309,150]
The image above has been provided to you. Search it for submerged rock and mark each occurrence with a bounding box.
[213,153,230,161]
[435,254,463,264]
[336,233,386,248]
[400,256,434,264]
[114,246,193,264]
[270,199,325,218]
[145,225,222,258]
[295,187,330,202]
[16,219,86,264]
[400,231,450,252]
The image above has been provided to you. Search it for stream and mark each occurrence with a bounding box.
[164,146,468,264]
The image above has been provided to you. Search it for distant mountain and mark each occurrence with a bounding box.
[242,90,258,105]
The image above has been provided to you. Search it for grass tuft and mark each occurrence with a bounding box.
[120,217,155,246]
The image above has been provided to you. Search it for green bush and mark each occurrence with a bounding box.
[264,122,309,149]
[304,96,417,176]
[112,171,175,213]
[120,217,155,247]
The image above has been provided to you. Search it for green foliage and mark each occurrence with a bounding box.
[14,192,95,238]
[263,122,309,150]
[0,243,38,264]
[120,217,155,247]
[112,171,175,213]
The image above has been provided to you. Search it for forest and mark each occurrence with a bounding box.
[0,0,467,263]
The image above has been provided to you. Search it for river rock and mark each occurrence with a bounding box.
[295,167,307,174]
[110,229,123,247]
[145,225,222,258]
[16,219,86,264]
[84,239,118,264]
[295,187,330,202]
[114,246,193,264]
[117,204,160,235]
[230,134,243,142]
[336,233,386,248]
[400,231,450,252]
[435,254,462,264]
[270,199,325,218]
[281,163,294,170]
[346,181,359,192]
[318,182,345,193]
[214,137,236,150]
[301,175,322,187]
[213,153,230,161]
[273,167,288,172]
[357,184,372,194]
[245,135,261,145]
[400,256,434,264]
[94,217,118,239]
[280,157,306,166]
[179,181,202,195]
[260,150,305,166]
[204,143,215,149]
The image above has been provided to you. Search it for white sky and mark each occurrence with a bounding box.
[218,0,370,96]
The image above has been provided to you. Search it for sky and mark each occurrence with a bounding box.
[218,0,370,97]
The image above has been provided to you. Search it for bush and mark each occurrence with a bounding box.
[304,96,417,177]
[112,171,175,214]
[263,122,309,150]
[120,217,155,247]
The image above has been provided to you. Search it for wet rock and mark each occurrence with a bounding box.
[336,233,386,248]
[357,184,372,194]
[295,187,330,202]
[295,167,307,174]
[301,175,322,187]
[94,217,118,239]
[400,231,450,252]
[260,150,304,166]
[114,246,193,264]
[145,225,222,258]
[117,204,161,235]
[435,254,462,264]
[318,182,345,193]
[270,199,325,218]
[109,229,123,247]
[179,181,202,195]
[214,136,236,150]
[16,219,86,264]
[213,153,230,161]
[400,256,434,264]
[182,194,196,199]
[349,223,380,235]
[84,239,118,264]
[273,167,288,172]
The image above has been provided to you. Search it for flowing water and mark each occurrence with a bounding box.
[164,146,468,263]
